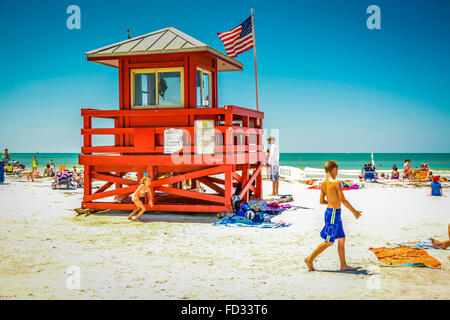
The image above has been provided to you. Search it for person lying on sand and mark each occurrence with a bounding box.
[304,160,362,272]
[13,161,24,175]
[430,224,450,250]
[128,176,153,222]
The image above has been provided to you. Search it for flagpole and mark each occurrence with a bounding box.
[251,8,260,112]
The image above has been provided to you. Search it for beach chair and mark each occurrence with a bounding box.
[363,169,376,182]
[52,171,77,189]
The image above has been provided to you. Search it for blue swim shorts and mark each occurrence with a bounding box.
[320,208,345,243]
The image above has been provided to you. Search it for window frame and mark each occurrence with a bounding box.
[196,68,212,108]
[130,67,184,109]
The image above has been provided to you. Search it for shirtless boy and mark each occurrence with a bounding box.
[305,160,362,271]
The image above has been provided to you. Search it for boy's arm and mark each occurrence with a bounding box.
[336,181,362,219]
[320,184,327,205]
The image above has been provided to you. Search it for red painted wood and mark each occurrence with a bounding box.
[85,185,138,202]
[156,186,225,204]
[91,172,138,186]
[82,47,265,213]
[196,177,225,196]
[83,201,229,213]
[94,181,114,194]
[239,163,263,199]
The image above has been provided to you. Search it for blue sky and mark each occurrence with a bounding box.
[0,0,449,153]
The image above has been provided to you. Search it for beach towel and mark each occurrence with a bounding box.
[266,195,294,203]
[257,202,295,215]
[369,246,441,269]
[213,217,291,228]
[393,238,438,249]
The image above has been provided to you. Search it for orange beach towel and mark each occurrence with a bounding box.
[369,246,441,269]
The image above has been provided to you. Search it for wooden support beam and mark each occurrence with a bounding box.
[196,177,225,196]
[92,172,138,186]
[93,181,114,194]
[156,186,225,204]
[232,172,242,182]
[239,163,263,200]
[85,185,138,202]
[83,202,229,213]
[224,165,233,207]
[150,166,225,188]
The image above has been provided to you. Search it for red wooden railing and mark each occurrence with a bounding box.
[80,105,265,160]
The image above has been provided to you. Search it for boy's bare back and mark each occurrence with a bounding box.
[321,176,362,219]
[320,176,343,209]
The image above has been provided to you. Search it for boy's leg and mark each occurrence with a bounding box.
[305,241,334,271]
[337,238,357,271]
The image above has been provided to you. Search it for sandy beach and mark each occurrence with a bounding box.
[0,175,449,300]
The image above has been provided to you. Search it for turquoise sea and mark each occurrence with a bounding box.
[6,153,450,174]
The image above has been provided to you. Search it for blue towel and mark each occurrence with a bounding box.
[394,238,438,249]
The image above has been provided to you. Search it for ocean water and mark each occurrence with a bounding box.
[5,152,450,178]
[279,153,450,179]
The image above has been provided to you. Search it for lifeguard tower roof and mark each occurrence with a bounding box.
[85,27,243,71]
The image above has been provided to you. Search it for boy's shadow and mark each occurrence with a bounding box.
[315,267,371,275]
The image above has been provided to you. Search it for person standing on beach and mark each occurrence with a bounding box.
[267,136,279,196]
[128,176,153,221]
[304,160,362,271]
[32,155,39,177]
[1,148,11,163]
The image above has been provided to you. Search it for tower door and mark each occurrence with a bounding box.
[196,68,212,108]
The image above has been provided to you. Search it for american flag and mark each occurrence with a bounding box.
[217,17,254,58]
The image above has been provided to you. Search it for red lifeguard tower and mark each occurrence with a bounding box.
[79,27,265,213]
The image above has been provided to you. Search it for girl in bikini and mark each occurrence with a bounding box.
[128,176,153,221]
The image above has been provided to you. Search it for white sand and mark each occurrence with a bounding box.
[0,175,449,300]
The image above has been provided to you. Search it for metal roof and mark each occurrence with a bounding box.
[85,27,243,71]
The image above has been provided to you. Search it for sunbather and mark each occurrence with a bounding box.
[12,161,23,175]
[4,163,13,174]
[403,159,411,179]
[71,166,83,185]
[391,164,399,179]
[43,164,52,177]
